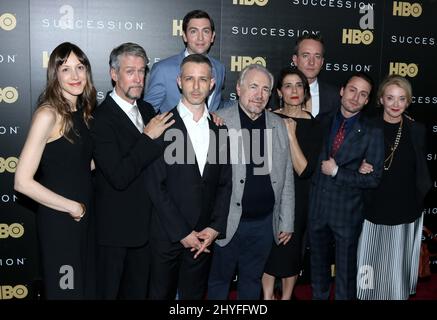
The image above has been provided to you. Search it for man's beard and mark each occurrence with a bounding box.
[125,86,143,100]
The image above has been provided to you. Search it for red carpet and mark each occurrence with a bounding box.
[292,274,437,300]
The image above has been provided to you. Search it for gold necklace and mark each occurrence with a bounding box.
[383,118,403,171]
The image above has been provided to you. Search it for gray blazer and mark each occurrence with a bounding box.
[215,102,295,246]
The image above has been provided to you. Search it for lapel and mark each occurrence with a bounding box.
[137,101,154,125]
[321,113,335,159]
[202,117,218,180]
[265,111,288,198]
[225,104,246,165]
[173,108,202,180]
[335,115,367,163]
[224,103,242,131]
[264,111,276,176]
[178,50,185,62]
[210,58,220,95]
[106,94,142,137]
[318,81,325,106]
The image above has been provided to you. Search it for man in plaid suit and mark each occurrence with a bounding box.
[308,72,384,300]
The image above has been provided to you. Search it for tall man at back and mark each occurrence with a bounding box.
[144,9,225,113]
[308,72,384,300]
[292,33,339,118]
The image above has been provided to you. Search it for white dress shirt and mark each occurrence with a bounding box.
[110,89,144,132]
[177,101,210,176]
[309,79,320,117]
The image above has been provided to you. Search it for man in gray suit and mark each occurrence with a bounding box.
[207,64,295,300]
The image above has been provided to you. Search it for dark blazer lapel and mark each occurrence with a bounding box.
[318,82,330,116]
[107,95,142,137]
[319,82,327,111]
[335,116,366,162]
[174,108,202,179]
[344,117,366,146]
[138,102,154,124]
[321,114,334,159]
[202,118,220,180]
[211,61,219,95]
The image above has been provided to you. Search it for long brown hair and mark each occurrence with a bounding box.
[38,42,96,142]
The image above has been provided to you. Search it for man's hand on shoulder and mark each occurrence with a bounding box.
[143,112,175,139]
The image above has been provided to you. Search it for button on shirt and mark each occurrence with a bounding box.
[177,101,210,176]
[110,89,144,132]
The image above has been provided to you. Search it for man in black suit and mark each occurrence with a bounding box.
[146,54,232,300]
[91,42,174,299]
[292,33,340,119]
[308,72,384,300]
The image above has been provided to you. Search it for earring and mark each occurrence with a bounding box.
[279,96,283,109]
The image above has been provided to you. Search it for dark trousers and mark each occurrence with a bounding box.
[149,238,211,300]
[309,219,362,300]
[208,213,273,300]
[97,243,150,299]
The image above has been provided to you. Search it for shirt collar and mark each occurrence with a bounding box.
[177,100,210,122]
[238,103,265,123]
[110,89,137,112]
[336,109,360,130]
[184,48,210,59]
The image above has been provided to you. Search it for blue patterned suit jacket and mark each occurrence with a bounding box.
[309,110,384,226]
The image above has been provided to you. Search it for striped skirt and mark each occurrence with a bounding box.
[356,214,423,300]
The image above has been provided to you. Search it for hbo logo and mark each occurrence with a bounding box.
[0,285,28,299]
[231,56,266,72]
[342,29,373,45]
[389,62,418,77]
[233,0,269,6]
[0,223,24,239]
[393,1,422,17]
[0,87,19,103]
[0,13,16,31]
[0,157,18,173]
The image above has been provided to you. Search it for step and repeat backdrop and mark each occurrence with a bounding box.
[1,0,436,299]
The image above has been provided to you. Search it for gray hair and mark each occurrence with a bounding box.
[238,64,274,91]
[109,42,149,71]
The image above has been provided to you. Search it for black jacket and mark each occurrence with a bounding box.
[91,94,161,247]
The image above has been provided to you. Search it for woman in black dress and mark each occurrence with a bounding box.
[356,75,431,300]
[14,42,96,299]
[262,67,322,299]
